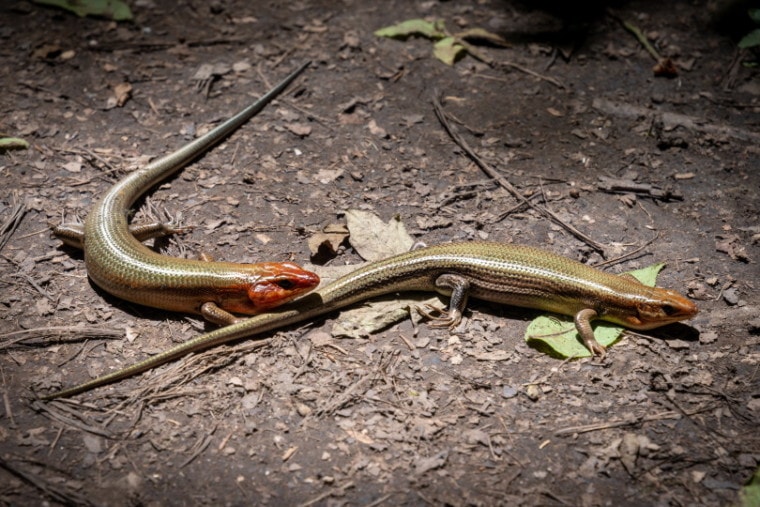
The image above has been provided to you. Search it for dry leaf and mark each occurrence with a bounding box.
[367,119,388,138]
[308,229,348,258]
[285,123,312,137]
[345,209,414,261]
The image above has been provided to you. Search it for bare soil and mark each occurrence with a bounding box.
[1,0,759,505]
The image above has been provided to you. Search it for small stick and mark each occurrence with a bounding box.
[0,190,26,253]
[0,326,123,351]
[432,93,607,255]
[593,233,659,268]
[621,19,662,62]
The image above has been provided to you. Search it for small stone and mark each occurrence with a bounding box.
[722,288,740,306]
[501,385,518,399]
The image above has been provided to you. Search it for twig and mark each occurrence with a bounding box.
[458,40,564,89]
[432,93,607,255]
[116,338,275,404]
[593,232,659,268]
[17,81,89,108]
[282,100,334,131]
[554,410,682,436]
[0,326,123,351]
[180,424,217,468]
[62,146,119,173]
[30,400,113,438]
[721,47,746,91]
[497,61,565,89]
[611,13,678,77]
[0,190,27,253]
[539,488,574,506]
[597,176,683,201]
[317,373,373,416]
[3,391,15,428]
[0,455,97,507]
[490,193,542,223]
[620,19,661,62]
[11,272,55,302]
[554,404,716,436]
[254,62,330,130]
[592,97,760,143]
[298,481,355,507]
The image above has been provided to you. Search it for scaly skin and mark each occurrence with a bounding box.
[53,62,319,323]
[41,241,698,399]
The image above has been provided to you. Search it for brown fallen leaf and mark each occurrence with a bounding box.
[414,450,448,475]
[106,82,132,109]
[285,123,312,137]
[345,209,414,261]
[715,234,750,262]
[367,119,388,138]
[308,228,349,261]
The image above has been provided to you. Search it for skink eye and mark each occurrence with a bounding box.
[276,279,296,290]
[661,304,677,316]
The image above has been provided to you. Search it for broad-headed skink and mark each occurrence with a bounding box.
[41,241,698,399]
[53,62,319,325]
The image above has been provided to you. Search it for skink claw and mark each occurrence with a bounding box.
[416,303,463,329]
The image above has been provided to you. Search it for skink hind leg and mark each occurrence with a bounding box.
[129,222,192,242]
[53,222,191,249]
[574,308,606,357]
[53,223,85,249]
[420,274,471,328]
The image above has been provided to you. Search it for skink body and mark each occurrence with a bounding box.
[42,241,698,399]
[53,63,319,324]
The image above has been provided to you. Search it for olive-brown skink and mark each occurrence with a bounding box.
[41,241,698,399]
[53,62,319,325]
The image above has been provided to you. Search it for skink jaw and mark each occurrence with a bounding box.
[623,287,699,330]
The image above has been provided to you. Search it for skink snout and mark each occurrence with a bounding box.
[627,287,698,330]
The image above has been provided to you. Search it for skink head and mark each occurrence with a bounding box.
[247,262,320,310]
[619,287,698,330]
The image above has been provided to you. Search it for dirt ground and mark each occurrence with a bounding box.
[1,0,759,505]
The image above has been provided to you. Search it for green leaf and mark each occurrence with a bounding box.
[526,315,626,359]
[32,0,133,21]
[739,29,760,49]
[433,37,467,65]
[0,137,30,151]
[626,262,666,287]
[748,8,760,24]
[374,19,446,40]
[525,263,666,358]
[738,467,760,507]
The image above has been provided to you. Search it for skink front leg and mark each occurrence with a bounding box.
[574,308,606,357]
[200,302,241,326]
[196,251,242,326]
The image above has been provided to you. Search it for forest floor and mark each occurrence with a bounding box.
[1,0,758,505]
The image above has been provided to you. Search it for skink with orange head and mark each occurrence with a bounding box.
[53,62,319,325]
[41,241,698,399]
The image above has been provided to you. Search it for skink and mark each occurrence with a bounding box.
[53,62,319,325]
[41,241,698,399]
